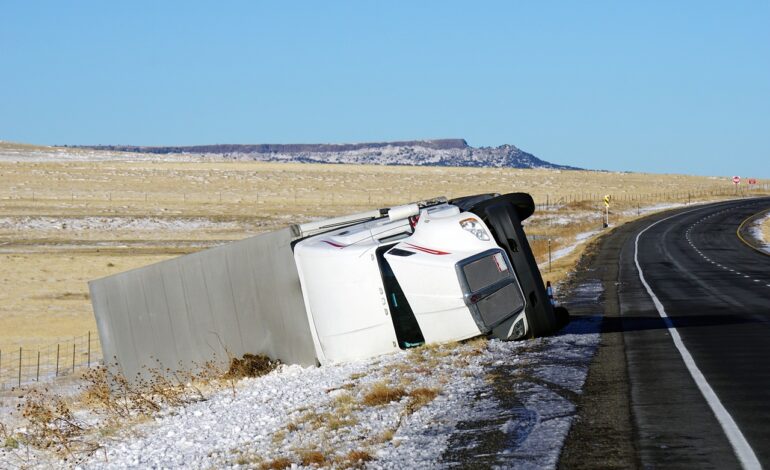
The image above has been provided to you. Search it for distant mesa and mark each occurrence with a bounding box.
[75,139,580,170]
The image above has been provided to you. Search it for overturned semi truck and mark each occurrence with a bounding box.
[89,193,567,379]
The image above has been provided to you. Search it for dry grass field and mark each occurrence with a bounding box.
[1,141,767,353]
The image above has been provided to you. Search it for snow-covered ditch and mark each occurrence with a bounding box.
[1,283,602,469]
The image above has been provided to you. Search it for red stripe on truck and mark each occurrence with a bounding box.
[404,243,450,255]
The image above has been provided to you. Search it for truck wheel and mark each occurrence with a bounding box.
[466,192,536,221]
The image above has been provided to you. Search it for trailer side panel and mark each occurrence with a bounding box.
[89,228,317,381]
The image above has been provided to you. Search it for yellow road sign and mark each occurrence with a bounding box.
[603,194,611,207]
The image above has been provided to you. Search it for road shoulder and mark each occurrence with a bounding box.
[558,223,638,469]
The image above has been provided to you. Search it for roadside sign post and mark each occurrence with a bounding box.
[548,238,552,272]
[603,194,611,227]
[733,176,741,194]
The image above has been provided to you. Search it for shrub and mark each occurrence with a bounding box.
[300,450,326,466]
[406,387,439,414]
[223,354,280,380]
[260,457,292,469]
[362,382,406,406]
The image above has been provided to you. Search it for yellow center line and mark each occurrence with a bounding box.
[736,208,770,257]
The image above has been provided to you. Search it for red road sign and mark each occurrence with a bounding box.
[748,178,757,185]
[732,176,741,185]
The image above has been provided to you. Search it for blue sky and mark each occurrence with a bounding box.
[1,1,768,176]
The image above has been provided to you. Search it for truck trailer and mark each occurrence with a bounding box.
[89,192,567,379]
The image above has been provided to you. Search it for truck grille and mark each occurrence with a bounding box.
[476,283,525,326]
[462,252,509,292]
[457,250,526,330]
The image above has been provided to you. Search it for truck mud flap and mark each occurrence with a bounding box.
[468,193,560,338]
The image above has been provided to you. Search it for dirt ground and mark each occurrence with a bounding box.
[1,143,765,350]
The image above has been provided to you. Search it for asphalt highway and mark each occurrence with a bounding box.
[561,197,770,469]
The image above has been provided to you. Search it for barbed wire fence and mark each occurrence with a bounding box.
[0,183,767,210]
[0,332,101,391]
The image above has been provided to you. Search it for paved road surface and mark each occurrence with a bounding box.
[562,198,770,469]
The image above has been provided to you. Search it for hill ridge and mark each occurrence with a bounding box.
[73,139,580,170]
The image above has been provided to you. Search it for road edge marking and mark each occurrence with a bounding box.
[635,209,761,470]
[736,209,770,257]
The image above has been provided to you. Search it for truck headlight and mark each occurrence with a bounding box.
[459,218,490,241]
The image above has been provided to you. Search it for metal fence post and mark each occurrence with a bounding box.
[56,344,60,377]
[18,347,22,387]
[88,331,91,366]
[72,343,76,374]
[36,351,40,381]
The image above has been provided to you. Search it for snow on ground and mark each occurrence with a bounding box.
[626,202,685,214]
[0,148,205,163]
[550,230,602,261]
[0,282,602,469]
[534,212,595,226]
[748,212,770,254]
[0,216,243,233]
[538,230,602,269]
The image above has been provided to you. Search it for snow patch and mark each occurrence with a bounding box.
[748,212,770,253]
[540,230,601,268]
[0,216,243,232]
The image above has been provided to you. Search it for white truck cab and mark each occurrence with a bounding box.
[292,193,561,364]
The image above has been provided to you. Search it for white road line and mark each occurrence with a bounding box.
[635,211,761,470]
